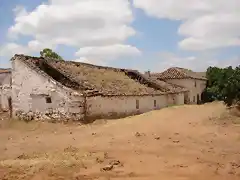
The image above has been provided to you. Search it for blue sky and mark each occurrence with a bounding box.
[0,0,239,71]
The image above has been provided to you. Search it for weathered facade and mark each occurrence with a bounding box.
[11,55,187,122]
[0,69,11,111]
[152,67,207,104]
[12,57,85,121]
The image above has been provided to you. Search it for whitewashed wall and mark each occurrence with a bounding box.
[12,58,84,120]
[0,73,11,110]
[0,87,11,110]
[86,93,184,119]
[166,79,206,104]
[11,57,186,121]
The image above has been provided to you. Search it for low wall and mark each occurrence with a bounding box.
[86,93,184,120]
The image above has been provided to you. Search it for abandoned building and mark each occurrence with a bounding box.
[0,68,11,111]
[151,67,207,104]
[11,54,188,121]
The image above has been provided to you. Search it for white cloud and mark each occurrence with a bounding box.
[27,40,55,52]
[155,51,240,72]
[0,43,30,57]
[75,44,141,60]
[0,41,55,58]
[133,0,240,50]
[6,0,139,61]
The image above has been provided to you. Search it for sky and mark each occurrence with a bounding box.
[0,0,239,72]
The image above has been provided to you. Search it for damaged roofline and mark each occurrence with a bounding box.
[11,54,188,96]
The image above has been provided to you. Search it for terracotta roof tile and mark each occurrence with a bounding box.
[153,67,207,80]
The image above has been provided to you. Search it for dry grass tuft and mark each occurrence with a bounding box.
[0,148,107,180]
[211,106,240,124]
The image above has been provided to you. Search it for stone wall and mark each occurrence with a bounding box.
[166,79,206,104]
[12,58,85,121]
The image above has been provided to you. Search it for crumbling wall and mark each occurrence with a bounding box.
[12,57,85,121]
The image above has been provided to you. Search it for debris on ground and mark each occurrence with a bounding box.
[101,164,114,171]
[154,136,160,140]
[100,160,122,171]
[135,132,145,137]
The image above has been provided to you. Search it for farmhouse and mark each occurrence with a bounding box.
[11,54,188,122]
[152,67,207,104]
[0,68,11,111]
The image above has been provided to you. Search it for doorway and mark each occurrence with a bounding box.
[197,94,200,104]
[184,92,189,104]
[8,97,12,118]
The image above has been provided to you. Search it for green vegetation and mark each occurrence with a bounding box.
[202,66,240,107]
[40,48,63,60]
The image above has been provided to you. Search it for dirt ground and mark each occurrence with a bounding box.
[0,102,240,180]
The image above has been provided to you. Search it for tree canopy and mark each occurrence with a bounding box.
[202,65,240,107]
[40,48,63,60]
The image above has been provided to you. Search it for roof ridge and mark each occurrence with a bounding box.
[174,67,189,77]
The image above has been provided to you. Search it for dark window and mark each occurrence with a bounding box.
[46,97,52,104]
[154,100,157,107]
[195,81,197,87]
[193,96,195,102]
[136,100,139,109]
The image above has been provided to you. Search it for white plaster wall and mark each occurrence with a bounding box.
[0,87,11,110]
[166,79,206,104]
[10,58,187,121]
[0,73,11,86]
[0,73,11,110]
[174,93,185,105]
[12,58,84,118]
[87,94,184,119]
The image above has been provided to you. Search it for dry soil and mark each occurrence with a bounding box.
[0,102,240,180]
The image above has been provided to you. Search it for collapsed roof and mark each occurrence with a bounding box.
[12,55,187,96]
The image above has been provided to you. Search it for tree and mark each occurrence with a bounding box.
[222,66,240,107]
[203,65,240,107]
[40,48,63,60]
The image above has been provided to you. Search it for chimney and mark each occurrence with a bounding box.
[144,70,151,77]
